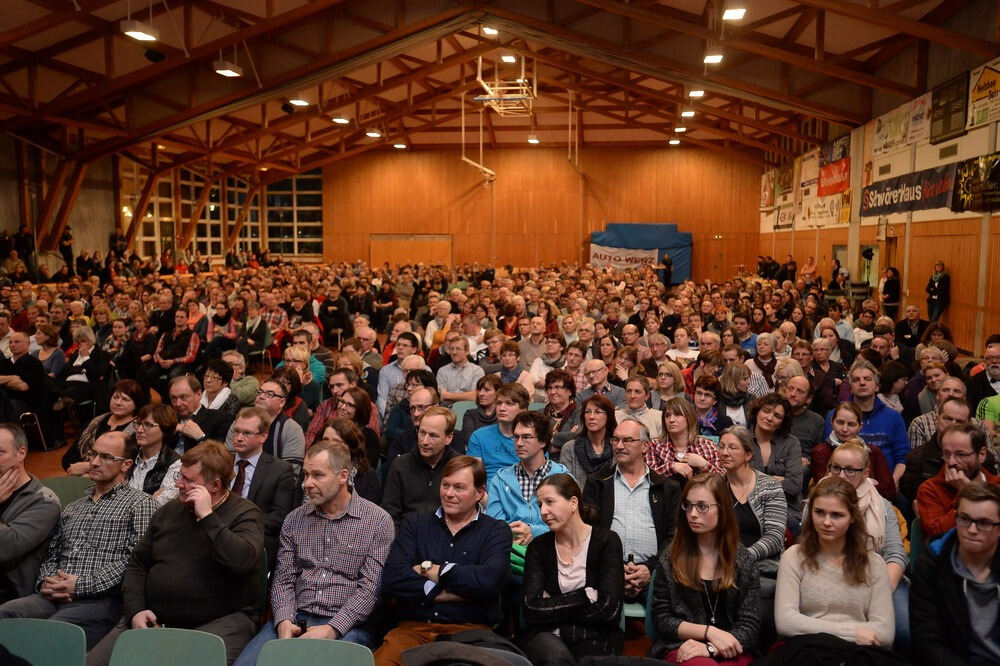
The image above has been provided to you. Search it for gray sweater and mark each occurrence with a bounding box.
[742,470,787,562]
[0,476,60,599]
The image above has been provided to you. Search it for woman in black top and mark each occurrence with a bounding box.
[522,473,624,663]
[925,260,950,322]
[880,267,901,321]
[62,379,148,473]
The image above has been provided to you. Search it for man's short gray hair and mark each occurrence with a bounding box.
[616,416,650,442]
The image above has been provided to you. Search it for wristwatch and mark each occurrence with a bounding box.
[706,642,717,658]
[420,560,433,574]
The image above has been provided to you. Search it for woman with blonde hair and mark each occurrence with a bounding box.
[650,474,760,663]
[647,396,723,480]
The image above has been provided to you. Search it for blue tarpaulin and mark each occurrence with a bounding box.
[590,223,692,283]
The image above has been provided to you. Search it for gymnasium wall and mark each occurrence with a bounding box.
[322,146,762,281]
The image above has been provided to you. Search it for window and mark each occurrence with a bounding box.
[265,168,322,257]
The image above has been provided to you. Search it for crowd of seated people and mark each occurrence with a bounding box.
[0,252,998,665]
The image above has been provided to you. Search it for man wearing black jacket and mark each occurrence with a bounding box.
[583,416,680,602]
[168,376,232,454]
[911,481,1000,665]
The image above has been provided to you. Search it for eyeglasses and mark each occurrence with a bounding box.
[609,436,641,445]
[584,369,605,376]
[134,421,160,430]
[681,500,719,514]
[233,428,264,438]
[512,433,537,441]
[942,450,976,461]
[956,514,1000,531]
[339,401,356,410]
[829,463,865,477]
[409,403,432,413]
[88,450,129,463]
[256,389,286,400]
[546,384,568,391]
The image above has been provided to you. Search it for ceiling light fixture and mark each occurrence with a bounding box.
[214,59,242,77]
[366,129,382,138]
[675,126,687,132]
[393,143,407,149]
[331,116,350,124]
[501,54,517,63]
[703,47,723,64]
[688,89,705,98]
[121,19,159,41]
[681,109,695,118]
[722,2,747,21]
[483,26,499,36]
[527,134,540,144]
[288,98,309,107]
[669,139,681,145]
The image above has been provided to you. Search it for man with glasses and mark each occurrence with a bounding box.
[355,326,383,371]
[222,350,259,407]
[968,335,1000,420]
[576,359,626,409]
[486,411,569,546]
[228,379,305,476]
[902,398,998,505]
[908,377,989,451]
[917,423,1000,539]
[0,431,154,649]
[911,480,1000,663]
[227,407,295,570]
[383,387,464,475]
[383,406,460,527]
[377,331,419,416]
[582,417,679,602]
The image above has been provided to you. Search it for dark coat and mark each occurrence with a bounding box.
[243,451,296,570]
[582,463,681,574]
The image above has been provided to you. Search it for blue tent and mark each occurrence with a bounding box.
[590,223,692,283]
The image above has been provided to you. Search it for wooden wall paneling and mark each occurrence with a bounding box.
[903,218,983,350]
[986,216,1000,341]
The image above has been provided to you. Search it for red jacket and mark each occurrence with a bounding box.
[917,467,1000,537]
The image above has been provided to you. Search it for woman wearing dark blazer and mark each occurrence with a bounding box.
[522,473,624,664]
[925,260,950,322]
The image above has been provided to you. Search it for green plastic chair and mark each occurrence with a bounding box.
[450,400,477,426]
[39,475,93,507]
[0,618,86,666]
[108,628,227,666]
[529,402,546,412]
[257,637,374,666]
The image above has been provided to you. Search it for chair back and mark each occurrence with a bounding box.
[39,475,93,507]
[0,618,86,666]
[257,638,374,666]
[450,400,476,425]
[108,628,227,666]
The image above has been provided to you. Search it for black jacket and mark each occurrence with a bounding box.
[582,463,681,574]
[382,445,459,526]
[900,434,998,502]
[522,526,624,654]
[243,451,296,570]
[175,407,232,453]
[894,319,929,348]
[910,531,1000,665]
[967,372,999,419]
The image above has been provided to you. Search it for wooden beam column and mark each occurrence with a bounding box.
[15,139,32,231]
[43,160,88,251]
[34,159,71,246]
[226,182,259,249]
[178,173,220,250]
[125,171,160,250]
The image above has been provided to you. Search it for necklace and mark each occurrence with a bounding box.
[701,580,720,626]
[728,470,753,504]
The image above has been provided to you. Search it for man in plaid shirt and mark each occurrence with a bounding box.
[233,439,393,665]
[0,431,155,648]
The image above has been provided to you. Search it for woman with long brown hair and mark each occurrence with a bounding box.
[647,396,723,480]
[773,476,894,655]
[320,417,380,503]
[650,474,760,663]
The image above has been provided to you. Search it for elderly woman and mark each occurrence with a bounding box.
[542,369,581,460]
[53,325,112,412]
[62,379,147,474]
[745,332,778,397]
[200,358,241,421]
[127,403,182,506]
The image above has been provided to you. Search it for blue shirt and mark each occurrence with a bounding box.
[467,424,517,481]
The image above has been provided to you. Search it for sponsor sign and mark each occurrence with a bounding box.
[930,73,969,144]
[818,157,850,196]
[800,149,819,189]
[908,93,931,143]
[951,151,1000,212]
[873,104,910,156]
[860,164,956,217]
[760,171,775,209]
[968,57,1000,129]
[589,244,658,269]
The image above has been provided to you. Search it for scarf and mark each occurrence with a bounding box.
[855,477,886,551]
[545,402,576,433]
[720,390,748,408]
[755,354,777,388]
[573,435,614,476]
[201,386,232,411]
[697,406,720,433]
[212,311,231,327]
[500,366,521,384]
[542,355,565,369]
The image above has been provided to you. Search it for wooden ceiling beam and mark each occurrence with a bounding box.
[0,0,119,49]
[567,0,918,98]
[791,0,999,58]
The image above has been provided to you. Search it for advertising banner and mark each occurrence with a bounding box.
[800,149,819,190]
[589,244,659,269]
[968,57,1000,129]
[908,93,932,143]
[818,158,850,196]
[760,171,775,210]
[952,151,1000,212]
[931,73,969,144]
[873,104,910,156]
[860,164,956,217]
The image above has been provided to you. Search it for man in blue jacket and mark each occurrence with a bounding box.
[374,456,511,665]
[824,359,909,483]
[486,411,570,546]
